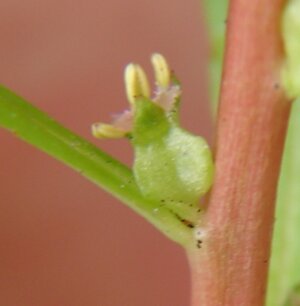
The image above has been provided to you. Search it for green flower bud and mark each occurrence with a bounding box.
[282,0,300,98]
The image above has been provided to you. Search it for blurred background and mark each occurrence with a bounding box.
[0,0,213,305]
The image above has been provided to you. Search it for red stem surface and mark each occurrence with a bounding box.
[189,0,290,305]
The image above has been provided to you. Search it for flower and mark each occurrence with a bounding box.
[92,53,214,223]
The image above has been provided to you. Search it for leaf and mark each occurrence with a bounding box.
[0,84,192,245]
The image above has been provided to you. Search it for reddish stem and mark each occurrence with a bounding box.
[188,0,291,305]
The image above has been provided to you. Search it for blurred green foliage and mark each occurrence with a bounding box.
[201,0,228,111]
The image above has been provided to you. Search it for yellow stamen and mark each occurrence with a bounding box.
[91,123,126,139]
[124,63,150,105]
[151,53,170,88]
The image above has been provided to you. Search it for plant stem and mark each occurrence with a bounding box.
[188,0,291,305]
[0,85,192,245]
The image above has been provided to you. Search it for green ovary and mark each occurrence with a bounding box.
[132,100,214,223]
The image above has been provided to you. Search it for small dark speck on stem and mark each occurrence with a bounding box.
[186,223,195,229]
[197,240,203,249]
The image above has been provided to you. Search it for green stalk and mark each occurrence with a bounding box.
[0,85,191,245]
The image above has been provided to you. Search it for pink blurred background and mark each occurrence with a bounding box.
[0,0,212,305]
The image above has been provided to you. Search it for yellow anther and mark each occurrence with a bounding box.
[151,53,170,88]
[124,63,150,105]
[91,123,126,139]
